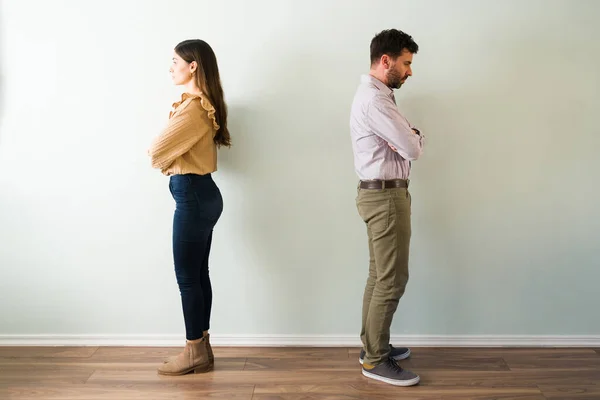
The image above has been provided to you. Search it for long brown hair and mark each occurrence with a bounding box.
[175,39,231,148]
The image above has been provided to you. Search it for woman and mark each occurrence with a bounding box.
[148,39,231,376]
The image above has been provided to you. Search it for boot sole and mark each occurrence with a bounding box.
[157,364,213,376]
[163,357,215,365]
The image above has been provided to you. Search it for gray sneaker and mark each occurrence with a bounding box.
[359,345,411,364]
[362,358,420,386]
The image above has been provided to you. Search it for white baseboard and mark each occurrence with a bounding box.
[0,334,599,347]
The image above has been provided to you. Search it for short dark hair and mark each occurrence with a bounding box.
[370,29,419,65]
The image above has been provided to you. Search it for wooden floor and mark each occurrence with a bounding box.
[1,346,599,399]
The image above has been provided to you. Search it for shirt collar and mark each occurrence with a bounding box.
[172,92,201,110]
[181,92,201,101]
[361,74,393,97]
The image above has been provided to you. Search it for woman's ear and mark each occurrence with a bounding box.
[189,61,198,74]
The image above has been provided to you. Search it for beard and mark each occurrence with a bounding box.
[387,68,408,89]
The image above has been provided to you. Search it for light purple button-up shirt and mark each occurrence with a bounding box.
[350,74,424,181]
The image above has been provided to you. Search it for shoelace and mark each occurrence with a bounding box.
[388,358,404,373]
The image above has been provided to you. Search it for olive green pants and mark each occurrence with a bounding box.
[356,186,412,366]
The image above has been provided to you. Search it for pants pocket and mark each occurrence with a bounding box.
[357,191,392,235]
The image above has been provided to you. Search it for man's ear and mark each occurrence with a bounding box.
[381,55,390,69]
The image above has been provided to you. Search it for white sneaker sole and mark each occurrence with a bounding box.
[359,348,411,365]
[362,369,420,386]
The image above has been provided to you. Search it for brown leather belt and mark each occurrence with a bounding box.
[359,179,409,189]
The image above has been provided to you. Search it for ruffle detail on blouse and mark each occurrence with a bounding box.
[174,92,220,131]
[198,94,220,131]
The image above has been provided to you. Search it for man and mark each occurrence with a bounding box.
[349,29,424,386]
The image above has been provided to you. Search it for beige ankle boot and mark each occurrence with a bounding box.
[157,338,211,376]
[164,333,214,368]
[205,333,214,367]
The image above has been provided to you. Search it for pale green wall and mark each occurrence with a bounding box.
[1,0,598,338]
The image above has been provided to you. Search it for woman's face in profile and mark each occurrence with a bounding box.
[169,52,195,86]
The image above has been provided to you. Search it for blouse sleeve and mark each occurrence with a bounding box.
[148,100,211,170]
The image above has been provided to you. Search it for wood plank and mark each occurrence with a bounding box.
[252,383,545,400]
[0,364,94,385]
[401,354,509,371]
[539,384,600,399]
[215,347,349,359]
[87,369,365,386]
[498,348,599,358]
[244,358,356,371]
[0,346,98,358]
[502,351,600,370]
[88,346,182,362]
[4,383,255,399]
[250,396,545,400]
[420,369,600,387]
